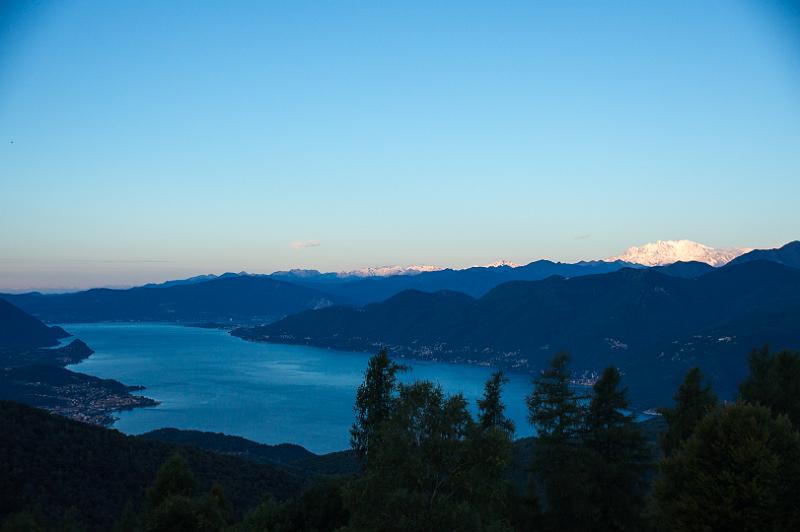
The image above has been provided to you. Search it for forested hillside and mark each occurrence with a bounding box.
[0,401,308,530]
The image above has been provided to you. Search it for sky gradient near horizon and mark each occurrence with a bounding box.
[1,1,799,290]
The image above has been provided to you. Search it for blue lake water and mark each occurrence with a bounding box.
[65,323,538,453]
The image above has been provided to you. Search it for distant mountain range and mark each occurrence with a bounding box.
[294,259,642,305]
[233,243,800,407]
[2,275,339,324]
[1,260,641,322]
[4,241,798,324]
[2,241,799,410]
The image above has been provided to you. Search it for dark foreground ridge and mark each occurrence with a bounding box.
[0,401,313,530]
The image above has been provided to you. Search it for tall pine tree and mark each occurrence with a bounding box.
[583,367,651,531]
[471,371,516,527]
[478,371,515,435]
[527,353,582,444]
[527,352,590,531]
[658,367,717,457]
[350,349,406,461]
[739,346,800,427]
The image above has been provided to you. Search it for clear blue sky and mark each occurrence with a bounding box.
[1,0,799,290]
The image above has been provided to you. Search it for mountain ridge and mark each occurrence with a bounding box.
[727,240,800,268]
[2,275,339,324]
[234,260,800,407]
[0,297,70,349]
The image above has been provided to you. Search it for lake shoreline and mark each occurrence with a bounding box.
[59,323,553,453]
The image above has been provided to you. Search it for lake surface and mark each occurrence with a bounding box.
[65,323,538,453]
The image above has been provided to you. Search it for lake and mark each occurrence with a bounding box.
[65,323,538,453]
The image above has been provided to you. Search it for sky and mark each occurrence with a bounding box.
[1,0,799,291]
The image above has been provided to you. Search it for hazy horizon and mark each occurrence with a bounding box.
[0,237,793,293]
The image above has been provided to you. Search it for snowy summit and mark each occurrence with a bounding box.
[339,265,444,277]
[481,260,521,268]
[606,240,750,267]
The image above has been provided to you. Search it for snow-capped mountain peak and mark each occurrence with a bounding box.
[338,265,444,278]
[606,240,750,267]
[481,260,521,268]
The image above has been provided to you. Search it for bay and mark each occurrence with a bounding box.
[65,323,537,453]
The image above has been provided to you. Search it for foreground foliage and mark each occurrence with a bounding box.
[0,401,305,531]
[651,402,800,531]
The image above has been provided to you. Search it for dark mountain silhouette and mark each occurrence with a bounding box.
[2,275,339,324]
[235,261,800,407]
[653,261,715,278]
[140,273,221,288]
[5,242,797,327]
[141,428,316,466]
[0,297,70,348]
[1,261,640,322]
[727,240,800,269]
[290,260,641,305]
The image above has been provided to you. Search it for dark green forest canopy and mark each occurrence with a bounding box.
[0,401,307,531]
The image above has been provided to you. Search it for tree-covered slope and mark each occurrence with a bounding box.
[141,427,361,478]
[141,428,316,465]
[0,401,308,531]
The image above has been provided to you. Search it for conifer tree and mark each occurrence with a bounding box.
[583,367,651,531]
[651,402,800,531]
[526,352,589,531]
[527,352,583,443]
[739,346,800,427]
[350,349,406,461]
[471,371,516,526]
[658,367,717,457]
[478,371,516,435]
